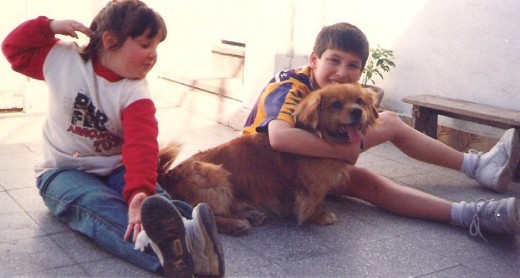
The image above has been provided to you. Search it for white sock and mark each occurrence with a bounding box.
[461,152,479,178]
[450,201,474,227]
[134,231,165,265]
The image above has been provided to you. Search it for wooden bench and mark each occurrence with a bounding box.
[401,94,520,139]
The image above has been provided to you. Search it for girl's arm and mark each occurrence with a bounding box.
[2,16,92,80]
[2,16,57,80]
[121,99,159,203]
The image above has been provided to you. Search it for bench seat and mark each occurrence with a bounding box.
[401,94,520,139]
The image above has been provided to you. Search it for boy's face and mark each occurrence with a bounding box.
[309,49,363,88]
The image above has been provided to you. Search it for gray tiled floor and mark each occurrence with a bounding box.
[1,103,520,277]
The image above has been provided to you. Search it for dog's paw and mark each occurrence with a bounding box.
[226,219,252,236]
[216,216,251,236]
[311,211,336,226]
[244,210,267,226]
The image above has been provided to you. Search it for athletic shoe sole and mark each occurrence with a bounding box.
[496,129,520,192]
[141,196,195,278]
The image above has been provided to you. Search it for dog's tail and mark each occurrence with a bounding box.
[158,140,183,174]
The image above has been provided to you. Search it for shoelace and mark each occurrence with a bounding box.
[469,199,489,242]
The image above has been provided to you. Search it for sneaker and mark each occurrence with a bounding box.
[141,195,195,278]
[467,197,520,241]
[184,203,225,277]
[472,128,520,192]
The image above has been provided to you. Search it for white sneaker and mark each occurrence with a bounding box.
[467,197,520,241]
[184,203,225,277]
[472,129,520,192]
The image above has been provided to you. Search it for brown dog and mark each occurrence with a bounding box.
[158,83,379,236]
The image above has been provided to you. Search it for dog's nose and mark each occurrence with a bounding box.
[350,108,363,122]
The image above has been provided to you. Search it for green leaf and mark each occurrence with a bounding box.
[362,45,396,86]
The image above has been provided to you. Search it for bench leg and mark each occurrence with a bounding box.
[514,128,520,182]
[412,106,438,139]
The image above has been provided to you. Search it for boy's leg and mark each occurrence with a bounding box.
[362,111,464,170]
[331,167,520,238]
[332,166,453,222]
[36,169,162,273]
[363,111,520,191]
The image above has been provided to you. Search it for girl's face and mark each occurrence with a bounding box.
[309,49,363,88]
[103,30,162,80]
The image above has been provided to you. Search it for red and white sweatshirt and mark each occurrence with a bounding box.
[2,16,159,203]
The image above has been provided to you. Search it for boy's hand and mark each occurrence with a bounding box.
[50,20,93,39]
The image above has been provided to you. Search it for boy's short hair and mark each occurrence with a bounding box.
[312,22,369,67]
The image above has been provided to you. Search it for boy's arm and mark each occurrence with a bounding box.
[268,119,362,164]
[121,99,159,203]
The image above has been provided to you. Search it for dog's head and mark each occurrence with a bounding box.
[293,83,379,144]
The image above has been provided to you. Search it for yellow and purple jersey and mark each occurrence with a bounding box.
[243,66,317,135]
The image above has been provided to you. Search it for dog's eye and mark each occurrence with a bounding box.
[356,98,365,105]
[331,101,342,110]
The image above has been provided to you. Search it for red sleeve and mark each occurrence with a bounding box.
[122,99,159,203]
[1,16,58,80]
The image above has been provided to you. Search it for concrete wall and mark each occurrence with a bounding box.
[256,0,520,138]
[0,0,105,112]
[153,0,520,138]
[2,0,519,138]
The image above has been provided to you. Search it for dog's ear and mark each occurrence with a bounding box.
[358,87,380,134]
[363,87,379,120]
[293,91,321,132]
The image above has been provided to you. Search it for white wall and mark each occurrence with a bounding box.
[2,0,519,137]
[228,0,520,137]
[0,0,106,112]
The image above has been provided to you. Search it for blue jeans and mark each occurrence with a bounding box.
[36,167,193,273]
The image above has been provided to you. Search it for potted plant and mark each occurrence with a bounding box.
[361,46,396,107]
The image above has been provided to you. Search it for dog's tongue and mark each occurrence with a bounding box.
[347,125,363,143]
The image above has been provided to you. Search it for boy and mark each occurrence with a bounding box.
[244,22,520,239]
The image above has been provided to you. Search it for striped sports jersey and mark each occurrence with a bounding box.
[243,66,317,135]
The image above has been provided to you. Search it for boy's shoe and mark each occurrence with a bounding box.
[472,128,520,192]
[141,195,194,278]
[467,197,520,240]
[184,203,225,277]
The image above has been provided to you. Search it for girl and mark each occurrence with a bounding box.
[2,1,224,277]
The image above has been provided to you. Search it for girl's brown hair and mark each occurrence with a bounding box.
[80,0,166,61]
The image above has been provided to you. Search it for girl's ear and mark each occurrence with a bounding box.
[101,31,117,50]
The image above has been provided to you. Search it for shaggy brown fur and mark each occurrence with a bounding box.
[158,83,379,236]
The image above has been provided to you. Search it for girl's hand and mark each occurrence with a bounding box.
[124,192,148,242]
[50,19,93,39]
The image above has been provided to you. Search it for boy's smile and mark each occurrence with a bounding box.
[309,49,363,88]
